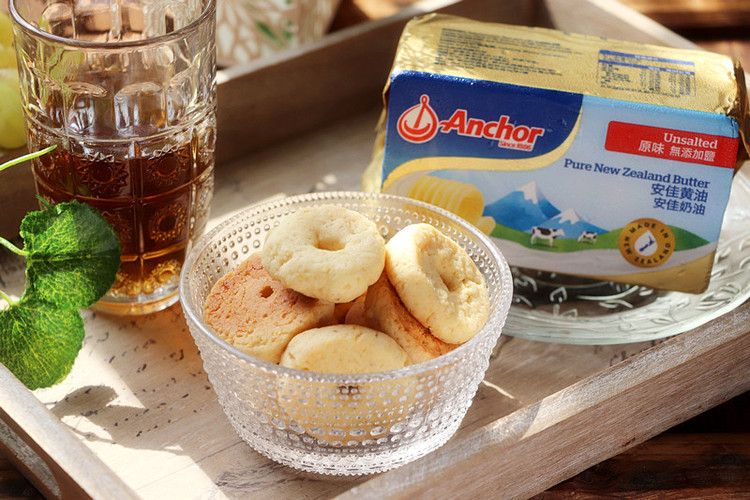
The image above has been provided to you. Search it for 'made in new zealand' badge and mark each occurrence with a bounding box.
[619,218,675,268]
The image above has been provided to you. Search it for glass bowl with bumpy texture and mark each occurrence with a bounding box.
[179,191,513,475]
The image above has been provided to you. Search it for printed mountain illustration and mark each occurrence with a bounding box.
[538,208,606,236]
[483,180,560,232]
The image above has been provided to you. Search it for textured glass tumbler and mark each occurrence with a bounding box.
[180,191,514,475]
[11,0,217,315]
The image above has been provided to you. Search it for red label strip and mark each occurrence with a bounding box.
[605,121,737,168]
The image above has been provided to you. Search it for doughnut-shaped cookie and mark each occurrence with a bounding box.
[353,272,457,364]
[279,324,408,374]
[385,223,489,344]
[203,253,335,363]
[262,205,386,303]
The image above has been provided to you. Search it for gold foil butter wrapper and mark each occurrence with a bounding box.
[364,14,749,293]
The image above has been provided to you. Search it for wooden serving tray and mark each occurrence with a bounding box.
[1,0,749,498]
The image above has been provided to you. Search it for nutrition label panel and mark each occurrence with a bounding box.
[597,50,696,97]
[435,28,570,76]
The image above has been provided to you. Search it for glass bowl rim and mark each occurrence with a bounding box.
[179,190,513,384]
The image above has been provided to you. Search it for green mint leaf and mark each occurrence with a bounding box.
[1,146,120,390]
[20,200,121,310]
[0,299,84,390]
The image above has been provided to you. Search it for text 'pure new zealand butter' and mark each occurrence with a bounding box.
[363,14,749,293]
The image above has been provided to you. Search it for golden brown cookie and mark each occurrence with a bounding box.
[333,295,364,324]
[356,272,457,364]
[262,205,386,303]
[203,253,335,363]
[384,223,489,344]
[279,324,408,374]
[342,293,367,325]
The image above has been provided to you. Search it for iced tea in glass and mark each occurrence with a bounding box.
[10,0,216,315]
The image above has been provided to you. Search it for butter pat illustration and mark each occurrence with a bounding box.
[364,14,749,294]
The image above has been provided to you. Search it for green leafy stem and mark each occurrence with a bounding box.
[0,236,28,258]
[0,146,57,174]
[0,146,57,263]
[0,146,55,304]
[0,146,122,389]
[0,289,12,307]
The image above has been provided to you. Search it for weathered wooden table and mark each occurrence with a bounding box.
[1,0,749,498]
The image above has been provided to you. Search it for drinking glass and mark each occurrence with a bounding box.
[10,0,217,315]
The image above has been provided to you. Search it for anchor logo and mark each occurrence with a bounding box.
[397,94,438,143]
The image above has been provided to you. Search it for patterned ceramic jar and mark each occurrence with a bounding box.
[216,0,341,65]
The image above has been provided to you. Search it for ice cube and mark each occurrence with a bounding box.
[114,81,165,134]
[142,0,167,38]
[66,81,108,135]
[40,2,75,39]
[73,0,114,38]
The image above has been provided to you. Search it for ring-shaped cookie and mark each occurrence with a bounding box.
[385,223,489,344]
[262,205,386,303]
[279,324,408,374]
[203,253,335,363]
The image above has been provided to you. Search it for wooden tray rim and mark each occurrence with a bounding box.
[1,1,748,498]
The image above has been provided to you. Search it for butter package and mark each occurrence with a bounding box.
[364,14,749,293]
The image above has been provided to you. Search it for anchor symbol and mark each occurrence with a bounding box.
[397,94,439,143]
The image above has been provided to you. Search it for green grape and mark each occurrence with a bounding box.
[0,13,17,69]
[0,70,26,150]
[0,12,13,47]
[0,46,16,69]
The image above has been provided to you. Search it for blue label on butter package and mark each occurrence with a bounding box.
[384,71,582,166]
[380,71,739,292]
[369,14,747,293]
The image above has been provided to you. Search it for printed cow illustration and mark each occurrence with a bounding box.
[577,230,598,244]
[530,226,565,247]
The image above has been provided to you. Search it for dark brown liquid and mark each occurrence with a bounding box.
[29,131,214,299]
